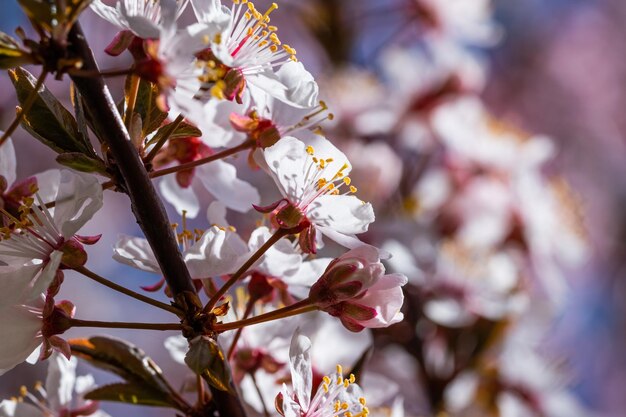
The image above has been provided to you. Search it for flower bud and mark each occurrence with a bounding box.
[309,245,384,308]
[309,245,408,332]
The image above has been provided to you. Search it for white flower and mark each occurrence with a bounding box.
[0,352,110,417]
[277,330,370,417]
[198,61,324,150]
[260,135,375,252]
[91,0,190,39]
[156,144,260,218]
[191,0,312,107]
[113,224,249,279]
[0,170,103,309]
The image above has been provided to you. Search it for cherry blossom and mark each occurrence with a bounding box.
[259,135,375,253]
[309,245,407,332]
[0,352,110,417]
[276,330,370,417]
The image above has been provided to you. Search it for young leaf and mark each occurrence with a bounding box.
[84,382,178,408]
[70,83,98,157]
[69,336,177,398]
[56,153,107,174]
[9,67,95,155]
[126,76,167,136]
[0,32,33,69]
[146,121,202,147]
[185,336,233,393]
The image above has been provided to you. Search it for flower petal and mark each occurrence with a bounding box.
[289,330,312,410]
[309,195,374,235]
[0,400,44,417]
[112,235,160,273]
[196,160,260,213]
[0,137,16,188]
[0,303,43,375]
[45,353,77,411]
[184,226,249,278]
[159,175,200,218]
[53,171,103,238]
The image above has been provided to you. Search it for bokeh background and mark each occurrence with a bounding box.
[1,0,625,416]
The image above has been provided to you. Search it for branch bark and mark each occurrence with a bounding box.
[67,23,247,417]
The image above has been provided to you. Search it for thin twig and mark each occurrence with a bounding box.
[70,318,183,331]
[149,139,255,179]
[74,265,181,315]
[214,300,316,332]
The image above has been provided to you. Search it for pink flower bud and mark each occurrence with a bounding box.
[309,245,407,332]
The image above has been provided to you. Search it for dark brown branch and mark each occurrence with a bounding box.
[67,23,247,417]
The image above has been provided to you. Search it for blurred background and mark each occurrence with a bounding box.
[1,0,624,416]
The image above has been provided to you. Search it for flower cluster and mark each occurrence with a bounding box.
[0,0,594,417]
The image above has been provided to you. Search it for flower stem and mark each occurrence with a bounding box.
[150,139,255,179]
[206,229,287,312]
[74,265,181,315]
[0,70,48,147]
[87,139,254,192]
[227,298,256,360]
[69,318,183,331]
[144,114,185,163]
[214,299,317,332]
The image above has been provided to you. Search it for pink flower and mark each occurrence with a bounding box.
[309,246,407,332]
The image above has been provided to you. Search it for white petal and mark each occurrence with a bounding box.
[0,137,16,187]
[309,195,374,235]
[0,304,43,375]
[274,61,319,109]
[247,227,302,277]
[282,258,332,299]
[112,235,160,273]
[196,160,260,213]
[53,171,103,238]
[90,0,126,30]
[45,353,77,411]
[289,330,312,410]
[29,250,63,301]
[119,4,162,38]
[0,400,43,417]
[159,175,200,218]
[0,263,40,310]
[263,136,308,200]
[191,0,232,30]
[184,226,249,278]
[206,201,229,227]
[358,286,405,328]
[33,169,62,210]
[164,335,188,365]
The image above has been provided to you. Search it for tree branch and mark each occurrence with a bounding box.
[67,23,247,417]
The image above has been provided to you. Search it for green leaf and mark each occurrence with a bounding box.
[56,153,107,174]
[69,336,175,396]
[9,67,94,155]
[70,84,98,157]
[18,0,94,35]
[127,77,167,136]
[84,383,177,408]
[185,336,233,393]
[0,32,33,69]
[147,121,202,147]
